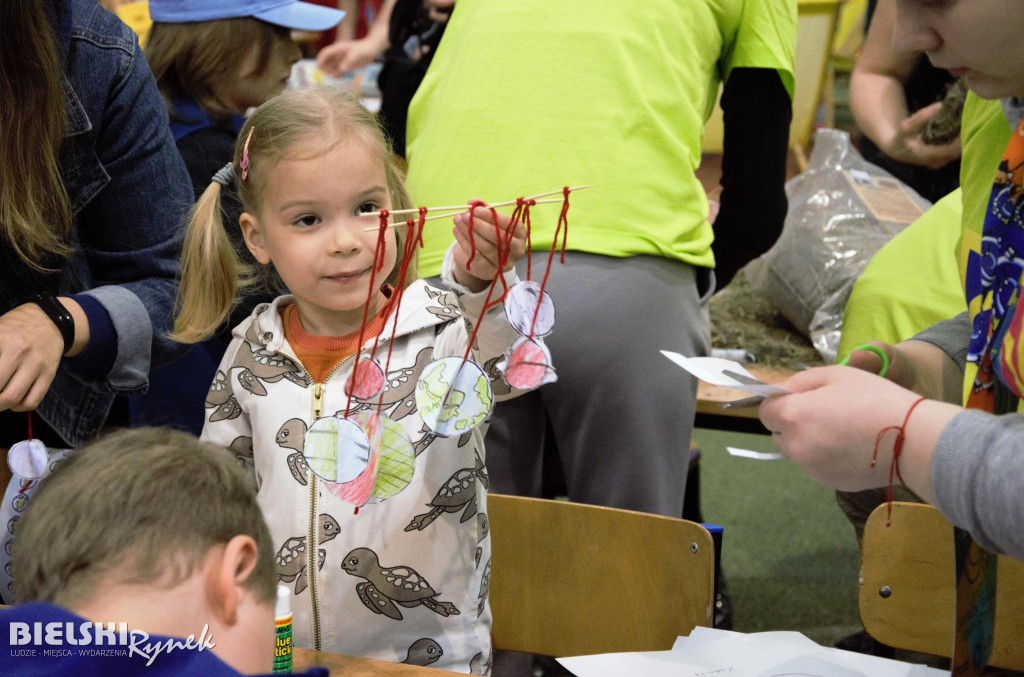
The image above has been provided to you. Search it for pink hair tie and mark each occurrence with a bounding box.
[240,127,255,181]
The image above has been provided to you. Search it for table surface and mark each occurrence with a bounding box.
[694,365,795,433]
[293,647,461,675]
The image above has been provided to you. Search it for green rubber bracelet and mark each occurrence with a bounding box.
[839,344,890,378]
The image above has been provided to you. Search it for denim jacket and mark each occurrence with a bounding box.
[0,0,192,446]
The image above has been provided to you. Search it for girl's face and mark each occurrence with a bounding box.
[893,0,1024,99]
[240,137,397,337]
[230,27,302,112]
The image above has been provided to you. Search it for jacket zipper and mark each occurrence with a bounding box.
[306,355,359,651]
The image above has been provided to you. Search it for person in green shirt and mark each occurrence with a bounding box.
[404,0,795,529]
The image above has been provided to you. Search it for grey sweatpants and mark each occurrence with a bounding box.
[485,251,712,517]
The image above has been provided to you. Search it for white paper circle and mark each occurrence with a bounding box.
[303,416,370,484]
[8,439,50,480]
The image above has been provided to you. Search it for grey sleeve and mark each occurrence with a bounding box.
[909,311,970,372]
[933,409,1024,560]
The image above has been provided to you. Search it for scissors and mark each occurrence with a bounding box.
[719,344,890,410]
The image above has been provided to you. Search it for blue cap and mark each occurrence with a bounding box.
[149,0,345,31]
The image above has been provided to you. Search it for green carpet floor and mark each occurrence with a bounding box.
[693,427,863,647]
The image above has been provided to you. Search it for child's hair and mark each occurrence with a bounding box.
[145,18,290,120]
[173,87,414,344]
[13,427,276,608]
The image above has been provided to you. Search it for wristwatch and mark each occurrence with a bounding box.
[27,290,74,356]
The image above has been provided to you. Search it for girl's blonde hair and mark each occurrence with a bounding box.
[0,1,71,271]
[145,18,288,121]
[173,87,414,344]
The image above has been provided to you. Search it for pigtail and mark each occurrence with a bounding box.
[171,181,245,343]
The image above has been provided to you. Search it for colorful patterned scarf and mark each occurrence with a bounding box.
[953,114,1024,676]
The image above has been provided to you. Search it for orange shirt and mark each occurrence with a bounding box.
[283,289,395,383]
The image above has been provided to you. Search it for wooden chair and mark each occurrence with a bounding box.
[487,493,715,658]
[860,501,1024,670]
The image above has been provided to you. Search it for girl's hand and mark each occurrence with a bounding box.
[451,204,526,293]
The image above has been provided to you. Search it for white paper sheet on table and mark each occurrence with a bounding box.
[557,627,949,677]
[660,351,790,397]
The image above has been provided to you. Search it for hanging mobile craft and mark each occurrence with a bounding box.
[301,186,586,505]
[7,413,50,481]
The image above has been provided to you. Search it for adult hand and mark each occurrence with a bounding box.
[844,339,961,402]
[425,0,455,23]
[451,204,526,293]
[317,38,382,77]
[758,365,950,494]
[0,303,66,412]
[881,102,962,169]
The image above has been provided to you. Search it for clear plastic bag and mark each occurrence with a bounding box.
[744,129,933,363]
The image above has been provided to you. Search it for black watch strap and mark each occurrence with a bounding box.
[28,290,74,356]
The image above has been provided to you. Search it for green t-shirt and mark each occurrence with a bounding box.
[837,189,966,361]
[835,94,1010,405]
[405,0,796,277]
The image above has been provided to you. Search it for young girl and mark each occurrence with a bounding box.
[174,86,534,673]
[131,0,345,434]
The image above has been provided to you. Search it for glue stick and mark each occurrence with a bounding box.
[273,584,293,673]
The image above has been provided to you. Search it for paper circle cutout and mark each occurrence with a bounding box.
[303,416,370,484]
[351,411,415,502]
[415,357,494,437]
[7,439,49,480]
[504,280,555,337]
[501,337,558,389]
[345,358,385,400]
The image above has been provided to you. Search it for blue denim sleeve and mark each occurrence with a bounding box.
[70,33,192,391]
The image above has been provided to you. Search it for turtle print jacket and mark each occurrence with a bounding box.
[201,268,534,674]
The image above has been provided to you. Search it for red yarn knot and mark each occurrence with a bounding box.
[871,396,927,526]
[416,207,428,247]
[465,200,487,272]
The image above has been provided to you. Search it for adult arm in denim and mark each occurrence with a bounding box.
[71,37,192,393]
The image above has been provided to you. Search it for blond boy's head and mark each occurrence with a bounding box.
[14,427,274,607]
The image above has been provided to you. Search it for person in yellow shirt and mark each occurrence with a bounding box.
[405,1,795,527]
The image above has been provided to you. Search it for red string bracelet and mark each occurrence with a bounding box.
[871,396,927,526]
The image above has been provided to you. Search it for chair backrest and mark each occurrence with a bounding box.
[860,501,1024,670]
[487,494,715,658]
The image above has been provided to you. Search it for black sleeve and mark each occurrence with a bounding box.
[712,67,792,288]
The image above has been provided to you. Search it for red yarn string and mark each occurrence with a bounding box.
[528,188,571,337]
[871,396,927,526]
[464,199,487,272]
[344,212,391,418]
[374,212,426,414]
[460,207,515,363]
[522,198,535,281]
[26,412,32,441]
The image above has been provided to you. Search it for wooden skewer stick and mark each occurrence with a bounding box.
[360,184,592,218]
[362,197,571,231]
